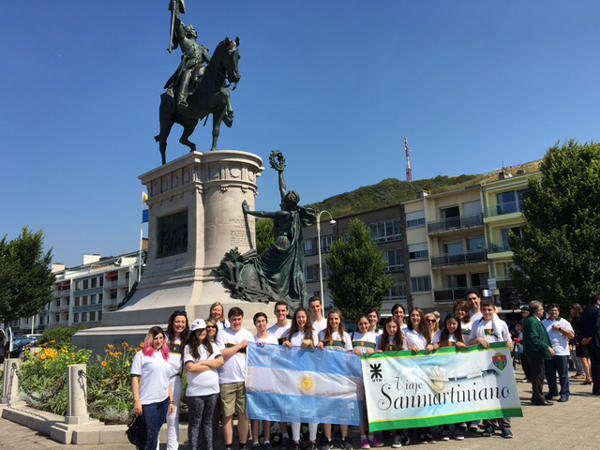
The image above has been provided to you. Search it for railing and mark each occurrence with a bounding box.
[427,213,484,234]
[484,200,523,217]
[430,250,487,268]
[434,285,489,302]
[488,241,511,253]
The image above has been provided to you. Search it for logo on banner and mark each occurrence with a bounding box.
[370,363,383,381]
[492,353,507,370]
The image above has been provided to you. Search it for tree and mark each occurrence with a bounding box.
[0,227,55,325]
[509,141,600,312]
[255,218,274,254]
[326,219,393,319]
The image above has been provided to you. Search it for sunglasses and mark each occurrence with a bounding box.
[171,310,187,317]
[426,319,437,323]
[206,325,217,329]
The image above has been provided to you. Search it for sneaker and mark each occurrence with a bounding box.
[501,428,513,439]
[360,439,371,449]
[544,393,555,400]
[341,437,353,450]
[481,427,494,437]
[226,446,234,450]
[440,430,451,441]
[264,444,273,450]
[392,435,403,448]
[368,437,384,448]
[281,438,290,450]
[320,440,333,450]
[424,433,436,444]
[240,445,249,450]
[418,434,426,443]
[468,424,478,433]
[454,431,464,441]
[558,396,569,402]
[291,443,300,450]
[252,444,260,450]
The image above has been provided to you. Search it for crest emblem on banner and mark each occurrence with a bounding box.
[369,363,383,381]
[492,353,507,370]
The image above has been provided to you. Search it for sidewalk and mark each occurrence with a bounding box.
[1,368,597,449]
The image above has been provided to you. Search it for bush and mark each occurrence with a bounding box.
[38,325,90,348]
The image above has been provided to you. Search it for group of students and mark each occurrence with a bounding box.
[130,290,515,450]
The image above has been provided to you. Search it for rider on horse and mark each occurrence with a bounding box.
[164,9,211,109]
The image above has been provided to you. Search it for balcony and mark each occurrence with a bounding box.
[488,242,511,254]
[484,201,524,218]
[427,213,484,234]
[434,285,489,303]
[430,250,487,268]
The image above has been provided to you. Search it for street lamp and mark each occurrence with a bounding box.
[317,210,336,307]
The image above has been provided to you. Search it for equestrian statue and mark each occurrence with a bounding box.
[155,0,241,165]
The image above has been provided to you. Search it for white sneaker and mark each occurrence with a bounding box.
[391,435,402,448]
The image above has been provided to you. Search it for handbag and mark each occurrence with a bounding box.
[126,414,143,447]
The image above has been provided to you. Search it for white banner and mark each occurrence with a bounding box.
[362,343,523,431]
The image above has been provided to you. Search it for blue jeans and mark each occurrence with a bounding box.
[545,355,570,398]
[140,397,170,450]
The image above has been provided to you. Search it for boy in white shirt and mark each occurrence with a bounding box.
[216,307,253,450]
[309,296,327,335]
[469,299,514,439]
[542,303,575,402]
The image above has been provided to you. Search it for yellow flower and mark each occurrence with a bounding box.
[101,361,108,367]
[40,355,46,360]
[62,349,69,354]
[123,342,129,348]
[140,342,145,348]
[50,340,56,343]
[108,344,115,350]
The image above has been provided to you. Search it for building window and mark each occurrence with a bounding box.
[83,279,89,290]
[55,314,60,322]
[75,281,82,291]
[321,236,333,253]
[74,297,80,307]
[304,240,313,256]
[369,219,402,242]
[90,294,96,305]
[387,281,407,301]
[98,293,103,303]
[496,189,527,215]
[408,243,429,260]
[99,277,104,287]
[82,296,88,306]
[306,265,315,282]
[98,311,102,321]
[90,311,96,322]
[56,300,60,307]
[384,249,405,271]
[411,276,432,292]
[81,312,87,322]
[74,313,79,323]
[467,236,485,251]
[471,272,489,288]
[110,290,118,300]
[91,278,97,288]
[406,210,426,229]
[64,313,69,321]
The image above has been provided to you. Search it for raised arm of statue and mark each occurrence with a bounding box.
[278,170,287,204]
[242,200,289,220]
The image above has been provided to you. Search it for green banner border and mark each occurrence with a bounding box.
[361,342,508,361]
[369,407,523,431]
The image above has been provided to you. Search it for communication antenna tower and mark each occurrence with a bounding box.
[405,136,413,182]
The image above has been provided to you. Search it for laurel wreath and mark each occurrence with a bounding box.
[269,151,286,171]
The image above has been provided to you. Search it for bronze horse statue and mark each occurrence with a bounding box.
[155,37,241,164]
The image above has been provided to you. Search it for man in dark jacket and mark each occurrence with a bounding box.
[523,301,554,405]
[580,294,600,395]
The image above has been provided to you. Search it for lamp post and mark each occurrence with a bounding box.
[317,210,336,307]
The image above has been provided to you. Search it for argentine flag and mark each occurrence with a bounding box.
[246,343,364,426]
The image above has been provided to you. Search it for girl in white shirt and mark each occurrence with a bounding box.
[131,326,174,450]
[453,301,473,341]
[164,311,190,450]
[184,319,224,450]
[391,303,409,331]
[283,308,319,450]
[251,313,278,450]
[376,317,408,352]
[317,308,353,450]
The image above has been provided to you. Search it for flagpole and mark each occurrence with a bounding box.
[139,192,148,282]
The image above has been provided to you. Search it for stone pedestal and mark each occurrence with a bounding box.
[74,150,269,353]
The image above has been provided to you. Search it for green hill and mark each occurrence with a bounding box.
[308,160,541,218]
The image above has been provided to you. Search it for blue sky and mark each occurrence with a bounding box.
[2,1,599,267]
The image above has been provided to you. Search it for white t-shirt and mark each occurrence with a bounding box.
[254,333,279,346]
[404,329,429,350]
[543,317,574,356]
[131,349,172,404]
[312,318,327,335]
[469,318,512,344]
[460,321,473,339]
[376,334,408,352]
[285,329,319,347]
[318,330,352,351]
[267,322,291,345]
[216,327,254,384]
[470,311,483,323]
[351,331,378,353]
[432,331,461,347]
[184,344,222,396]
[216,319,231,331]
[165,334,183,377]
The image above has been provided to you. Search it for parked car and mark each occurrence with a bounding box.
[8,335,41,359]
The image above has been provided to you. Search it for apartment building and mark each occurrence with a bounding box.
[302,205,408,314]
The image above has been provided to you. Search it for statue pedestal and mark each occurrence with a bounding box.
[73,151,269,352]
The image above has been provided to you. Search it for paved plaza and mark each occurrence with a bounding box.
[0,368,597,450]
